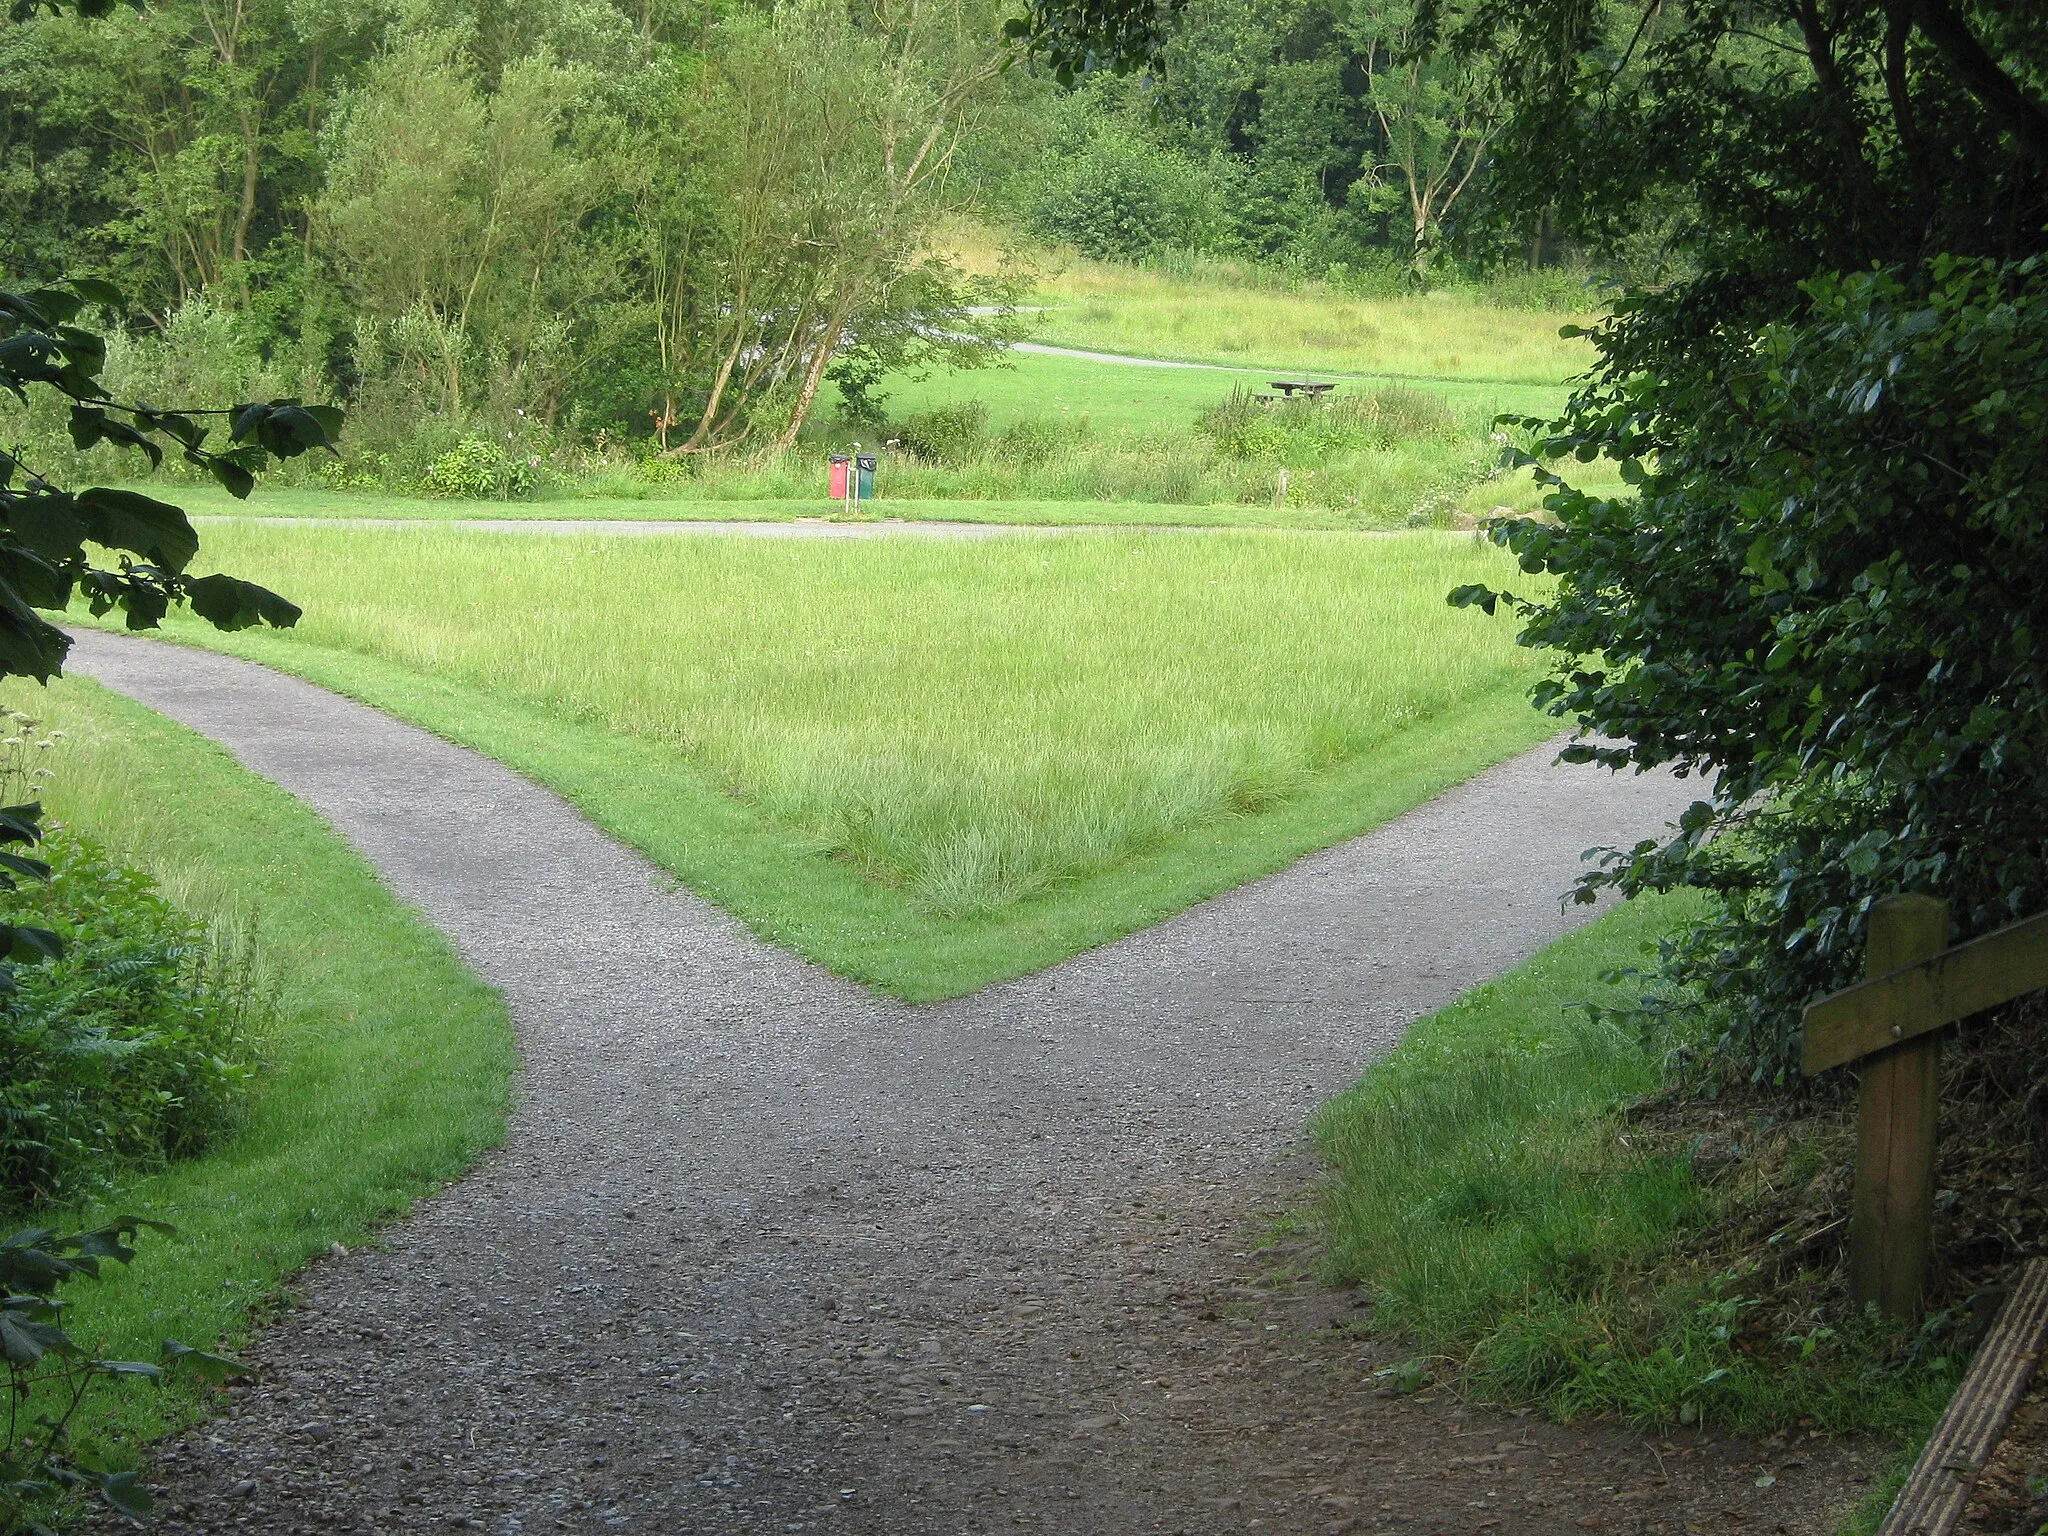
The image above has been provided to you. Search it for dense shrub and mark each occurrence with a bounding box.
[893,401,990,465]
[1457,255,2048,1081]
[418,436,538,499]
[0,831,265,1211]
[1026,128,1230,261]
[1201,385,1463,463]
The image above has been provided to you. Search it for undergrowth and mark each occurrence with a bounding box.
[1315,894,1966,1442]
[0,831,268,1214]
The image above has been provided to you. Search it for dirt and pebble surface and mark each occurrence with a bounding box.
[71,629,1879,1535]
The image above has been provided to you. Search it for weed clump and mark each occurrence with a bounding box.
[0,830,268,1213]
[894,401,991,465]
[1200,385,1464,463]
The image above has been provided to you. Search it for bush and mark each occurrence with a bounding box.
[0,830,265,1212]
[1458,255,2048,1081]
[1026,128,1230,262]
[1484,263,1604,312]
[417,436,538,499]
[893,400,990,465]
[1,1220,246,1532]
[1201,384,1464,463]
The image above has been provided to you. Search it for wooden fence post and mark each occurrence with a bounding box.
[1851,893,1950,1319]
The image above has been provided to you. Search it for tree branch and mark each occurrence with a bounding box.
[1912,0,2048,166]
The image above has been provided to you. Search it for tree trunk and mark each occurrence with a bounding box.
[769,313,844,453]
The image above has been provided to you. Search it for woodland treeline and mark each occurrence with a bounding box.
[1,0,1612,464]
[2,0,1027,463]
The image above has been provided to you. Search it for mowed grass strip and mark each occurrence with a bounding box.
[114,525,1556,997]
[10,674,514,1457]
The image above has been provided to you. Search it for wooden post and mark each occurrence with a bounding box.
[1852,894,1950,1319]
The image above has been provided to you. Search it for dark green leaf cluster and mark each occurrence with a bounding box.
[1457,256,2048,1079]
[0,278,314,682]
[2,1220,246,1534]
[1442,0,2048,305]
[0,831,267,1213]
[1002,0,1180,86]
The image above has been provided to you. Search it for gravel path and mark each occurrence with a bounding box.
[68,629,1877,1535]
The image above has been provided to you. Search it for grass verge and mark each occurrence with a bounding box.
[154,348,1566,526]
[11,673,515,1459]
[82,525,1558,998]
[1314,894,1962,1442]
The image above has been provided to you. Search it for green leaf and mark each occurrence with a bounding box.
[162,1338,250,1382]
[95,1359,164,1379]
[9,492,89,561]
[2,925,63,962]
[186,573,302,631]
[19,289,81,325]
[1446,583,1499,616]
[205,454,257,500]
[99,1469,153,1520]
[74,488,200,573]
[66,276,123,307]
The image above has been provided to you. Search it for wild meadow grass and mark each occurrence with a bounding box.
[156,524,1545,922]
[938,221,1603,384]
[4,675,512,1462]
[1027,271,1595,383]
[1317,893,1961,1440]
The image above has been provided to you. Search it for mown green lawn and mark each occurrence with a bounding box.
[10,674,515,1461]
[101,523,1557,997]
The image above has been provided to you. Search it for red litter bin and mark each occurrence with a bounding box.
[828,454,851,500]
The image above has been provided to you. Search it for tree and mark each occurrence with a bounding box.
[319,33,618,419]
[1011,0,2048,1077]
[1434,0,2048,1076]
[1343,0,1498,277]
[0,0,329,977]
[633,0,1012,454]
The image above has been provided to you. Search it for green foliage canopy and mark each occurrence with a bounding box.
[1459,256,2048,1077]
[1018,0,2048,1071]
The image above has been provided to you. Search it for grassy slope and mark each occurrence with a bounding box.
[15,675,515,1454]
[86,525,1558,999]
[937,224,1599,384]
[1315,893,1959,1442]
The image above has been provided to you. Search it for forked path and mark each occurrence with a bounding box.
[70,630,1874,1535]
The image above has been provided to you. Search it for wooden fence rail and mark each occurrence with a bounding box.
[1800,895,2048,1318]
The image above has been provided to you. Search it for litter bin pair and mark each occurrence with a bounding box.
[828,452,877,505]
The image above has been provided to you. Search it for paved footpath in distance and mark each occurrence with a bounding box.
[70,629,1877,1536]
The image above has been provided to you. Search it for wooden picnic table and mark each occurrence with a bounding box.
[1269,380,1337,400]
